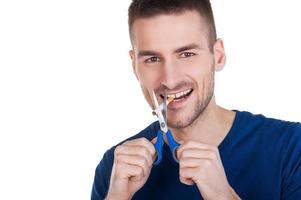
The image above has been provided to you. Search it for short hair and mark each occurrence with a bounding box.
[128,0,217,49]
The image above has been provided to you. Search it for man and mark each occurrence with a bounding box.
[92,0,301,199]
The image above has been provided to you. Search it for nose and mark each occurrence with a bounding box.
[160,59,180,90]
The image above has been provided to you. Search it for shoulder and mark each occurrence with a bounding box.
[234,110,301,167]
[232,110,301,154]
[236,110,301,137]
[233,111,301,198]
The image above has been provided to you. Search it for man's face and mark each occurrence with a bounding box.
[130,10,225,129]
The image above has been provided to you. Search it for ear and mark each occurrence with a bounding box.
[213,38,226,72]
[129,50,140,81]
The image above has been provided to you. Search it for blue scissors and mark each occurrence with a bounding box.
[152,91,180,165]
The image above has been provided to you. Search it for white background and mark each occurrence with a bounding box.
[0,0,300,199]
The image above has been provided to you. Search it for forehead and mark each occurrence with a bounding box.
[131,10,208,50]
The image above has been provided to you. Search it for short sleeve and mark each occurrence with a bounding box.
[281,123,301,199]
[91,149,114,200]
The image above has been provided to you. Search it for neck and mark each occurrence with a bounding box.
[169,96,236,147]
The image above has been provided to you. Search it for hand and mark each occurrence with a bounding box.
[177,141,240,200]
[106,138,156,200]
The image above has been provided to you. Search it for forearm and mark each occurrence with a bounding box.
[105,191,133,200]
[105,195,130,200]
[228,186,241,200]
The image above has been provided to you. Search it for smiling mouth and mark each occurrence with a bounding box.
[160,88,193,101]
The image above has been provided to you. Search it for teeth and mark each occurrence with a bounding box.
[166,88,192,99]
[168,94,176,99]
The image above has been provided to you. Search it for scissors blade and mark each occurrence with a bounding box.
[163,93,167,124]
[152,91,168,133]
[152,91,159,108]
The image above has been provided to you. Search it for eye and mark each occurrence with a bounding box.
[144,56,160,63]
[179,52,196,58]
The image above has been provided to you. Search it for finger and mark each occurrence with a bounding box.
[179,151,225,176]
[178,140,184,144]
[179,167,199,186]
[177,141,218,160]
[115,154,150,177]
[178,149,219,161]
[181,149,223,171]
[179,157,212,169]
[178,140,217,152]
[115,162,144,181]
[150,137,159,161]
[151,137,157,144]
[123,137,156,157]
[180,177,194,186]
[115,145,153,166]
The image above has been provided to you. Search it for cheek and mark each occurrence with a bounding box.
[136,66,160,88]
[184,54,213,73]
[186,64,212,82]
[185,59,214,90]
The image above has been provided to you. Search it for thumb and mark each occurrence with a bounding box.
[178,140,184,144]
[180,177,195,186]
[151,137,157,144]
[175,140,184,160]
[151,137,158,162]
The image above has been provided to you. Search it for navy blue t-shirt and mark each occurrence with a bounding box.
[91,111,301,199]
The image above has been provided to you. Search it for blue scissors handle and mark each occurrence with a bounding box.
[153,129,180,165]
[166,130,180,162]
[153,130,163,165]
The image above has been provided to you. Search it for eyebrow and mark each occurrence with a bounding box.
[138,50,160,58]
[137,43,203,58]
[174,43,203,53]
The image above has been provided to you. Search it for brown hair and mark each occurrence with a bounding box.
[128,0,217,49]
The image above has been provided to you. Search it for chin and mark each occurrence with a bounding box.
[167,115,193,129]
